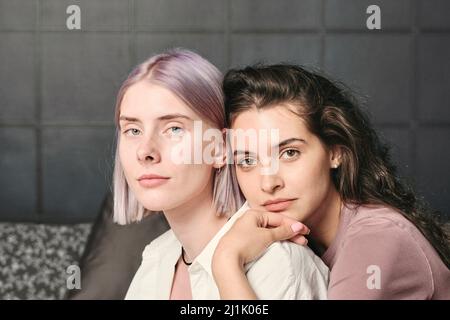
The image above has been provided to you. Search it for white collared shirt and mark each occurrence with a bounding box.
[125,202,329,300]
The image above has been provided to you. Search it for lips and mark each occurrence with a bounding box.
[263,198,297,212]
[137,174,170,188]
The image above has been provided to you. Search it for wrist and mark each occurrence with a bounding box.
[212,245,244,276]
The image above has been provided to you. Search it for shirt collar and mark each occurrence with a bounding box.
[153,202,250,279]
[190,201,250,277]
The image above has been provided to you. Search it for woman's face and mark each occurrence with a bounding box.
[231,104,340,223]
[118,80,218,212]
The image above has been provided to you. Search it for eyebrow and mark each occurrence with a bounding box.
[233,150,257,157]
[119,113,194,124]
[277,137,307,149]
[233,137,307,157]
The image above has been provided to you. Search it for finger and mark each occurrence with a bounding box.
[261,211,310,235]
[266,222,306,242]
[262,211,297,226]
[289,234,308,246]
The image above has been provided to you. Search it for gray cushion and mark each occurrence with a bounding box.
[65,193,169,299]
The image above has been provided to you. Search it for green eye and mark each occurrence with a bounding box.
[124,128,141,136]
[172,127,183,133]
[168,126,184,136]
[238,157,257,167]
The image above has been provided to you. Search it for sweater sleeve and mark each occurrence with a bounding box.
[327,217,434,299]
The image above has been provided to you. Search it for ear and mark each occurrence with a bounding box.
[329,145,343,169]
[213,156,225,169]
[213,129,228,169]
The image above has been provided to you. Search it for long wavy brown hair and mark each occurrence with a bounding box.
[223,64,450,268]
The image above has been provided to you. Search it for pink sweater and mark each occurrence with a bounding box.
[321,204,450,299]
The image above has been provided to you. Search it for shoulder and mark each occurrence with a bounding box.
[329,205,434,299]
[342,204,431,265]
[247,241,329,299]
[344,205,431,256]
[348,204,413,229]
[264,241,329,277]
[142,229,177,259]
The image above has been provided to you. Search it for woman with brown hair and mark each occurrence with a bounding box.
[212,64,450,299]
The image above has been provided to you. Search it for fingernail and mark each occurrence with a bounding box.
[291,222,303,233]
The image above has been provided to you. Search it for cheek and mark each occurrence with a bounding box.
[172,162,214,190]
[118,141,133,173]
[235,168,258,200]
[164,134,193,165]
[284,156,332,199]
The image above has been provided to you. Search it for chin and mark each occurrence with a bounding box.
[140,201,171,212]
[134,194,172,211]
[282,208,306,221]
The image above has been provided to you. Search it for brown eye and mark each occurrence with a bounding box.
[280,149,300,160]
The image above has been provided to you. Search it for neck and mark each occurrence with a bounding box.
[306,187,342,251]
[163,184,228,263]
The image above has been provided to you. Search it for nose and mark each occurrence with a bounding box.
[137,137,161,164]
[260,172,284,194]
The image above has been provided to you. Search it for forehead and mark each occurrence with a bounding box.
[231,104,313,142]
[120,81,199,120]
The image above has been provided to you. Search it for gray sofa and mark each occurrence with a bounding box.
[0,193,169,300]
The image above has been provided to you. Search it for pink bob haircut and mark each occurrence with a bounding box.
[112,48,244,225]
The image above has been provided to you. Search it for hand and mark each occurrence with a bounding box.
[213,209,310,269]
